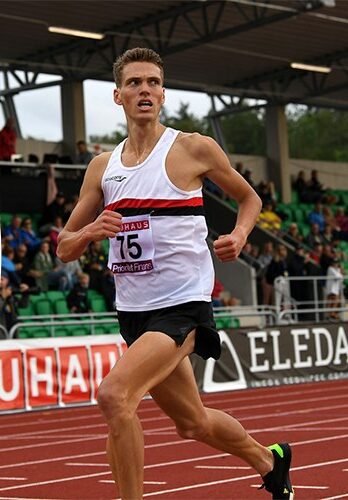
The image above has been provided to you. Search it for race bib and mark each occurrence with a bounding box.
[109,215,155,275]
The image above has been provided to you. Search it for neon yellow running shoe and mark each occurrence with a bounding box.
[259,443,294,499]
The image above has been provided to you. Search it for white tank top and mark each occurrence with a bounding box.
[101,127,214,311]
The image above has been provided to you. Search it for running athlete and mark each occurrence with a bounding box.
[57,47,293,500]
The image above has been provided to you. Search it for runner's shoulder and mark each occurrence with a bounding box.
[176,131,218,160]
[85,151,113,178]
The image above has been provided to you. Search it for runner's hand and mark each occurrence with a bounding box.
[213,228,246,262]
[87,210,122,241]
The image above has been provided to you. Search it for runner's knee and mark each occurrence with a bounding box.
[97,378,135,423]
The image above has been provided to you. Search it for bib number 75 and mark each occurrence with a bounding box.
[116,234,142,260]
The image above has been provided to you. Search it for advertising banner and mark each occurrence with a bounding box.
[0,335,125,414]
[1,323,347,413]
[192,322,348,392]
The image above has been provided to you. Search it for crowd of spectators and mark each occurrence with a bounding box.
[1,179,115,333]
[2,160,347,333]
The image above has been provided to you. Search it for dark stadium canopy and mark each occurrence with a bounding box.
[1,0,348,111]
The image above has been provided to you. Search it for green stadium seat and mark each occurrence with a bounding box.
[54,298,70,315]
[18,303,35,317]
[46,290,66,302]
[91,297,107,313]
[17,327,50,339]
[67,325,90,336]
[35,299,54,316]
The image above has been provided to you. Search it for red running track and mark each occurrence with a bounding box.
[0,379,347,499]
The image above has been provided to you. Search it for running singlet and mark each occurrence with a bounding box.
[101,127,214,311]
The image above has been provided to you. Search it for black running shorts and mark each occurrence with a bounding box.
[117,301,221,360]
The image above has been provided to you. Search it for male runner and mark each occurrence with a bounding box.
[57,47,293,500]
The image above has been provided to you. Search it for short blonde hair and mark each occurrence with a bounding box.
[113,47,164,87]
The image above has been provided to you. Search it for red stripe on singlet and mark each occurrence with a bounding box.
[104,197,203,211]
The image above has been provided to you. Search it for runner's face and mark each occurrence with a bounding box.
[114,62,165,122]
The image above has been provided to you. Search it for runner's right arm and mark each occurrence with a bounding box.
[57,153,122,262]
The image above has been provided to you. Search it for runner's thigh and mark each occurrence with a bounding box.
[101,330,196,406]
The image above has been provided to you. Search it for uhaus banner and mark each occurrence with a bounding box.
[0,324,347,413]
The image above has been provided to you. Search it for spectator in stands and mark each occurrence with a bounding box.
[101,268,116,312]
[322,206,336,230]
[308,202,325,232]
[75,140,93,165]
[93,144,103,156]
[320,244,336,275]
[67,273,92,313]
[3,214,24,249]
[257,202,282,233]
[257,241,274,305]
[40,191,66,233]
[212,278,224,307]
[325,257,344,320]
[334,207,348,241]
[19,217,41,255]
[235,162,244,176]
[1,245,23,287]
[13,244,36,287]
[0,271,29,332]
[287,244,312,307]
[292,170,309,202]
[242,169,255,189]
[309,242,323,265]
[81,241,108,292]
[282,222,304,247]
[0,117,16,161]
[308,169,337,205]
[63,194,79,223]
[31,241,67,291]
[305,223,324,248]
[307,169,324,198]
[321,224,334,246]
[257,180,276,207]
[56,257,83,290]
[49,216,64,255]
[265,244,289,305]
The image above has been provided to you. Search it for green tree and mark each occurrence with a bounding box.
[219,109,266,155]
[287,107,348,161]
[89,125,127,145]
[161,102,210,135]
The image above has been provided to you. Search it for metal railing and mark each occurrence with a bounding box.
[8,311,119,339]
[274,274,347,323]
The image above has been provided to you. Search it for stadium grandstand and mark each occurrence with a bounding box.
[1,1,348,498]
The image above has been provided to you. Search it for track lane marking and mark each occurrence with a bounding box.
[1,444,348,493]
[2,398,348,444]
[1,382,346,428]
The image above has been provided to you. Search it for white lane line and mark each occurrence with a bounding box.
[6,400,348,453]
[0,478,27,481]
[251,484,328,489]
[2,449,348,494]
[196,465,251,470]
[0,497,62,500]
[321,494,348,500]
[0,452,227,492]
[2,415,348,470]
[65,462,108,467]
[1,383,345,430]
[2,391,348,440]
[138,457,348,498]
[144,482,167,485]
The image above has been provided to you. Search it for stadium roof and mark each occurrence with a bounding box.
[1,0,348,110]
